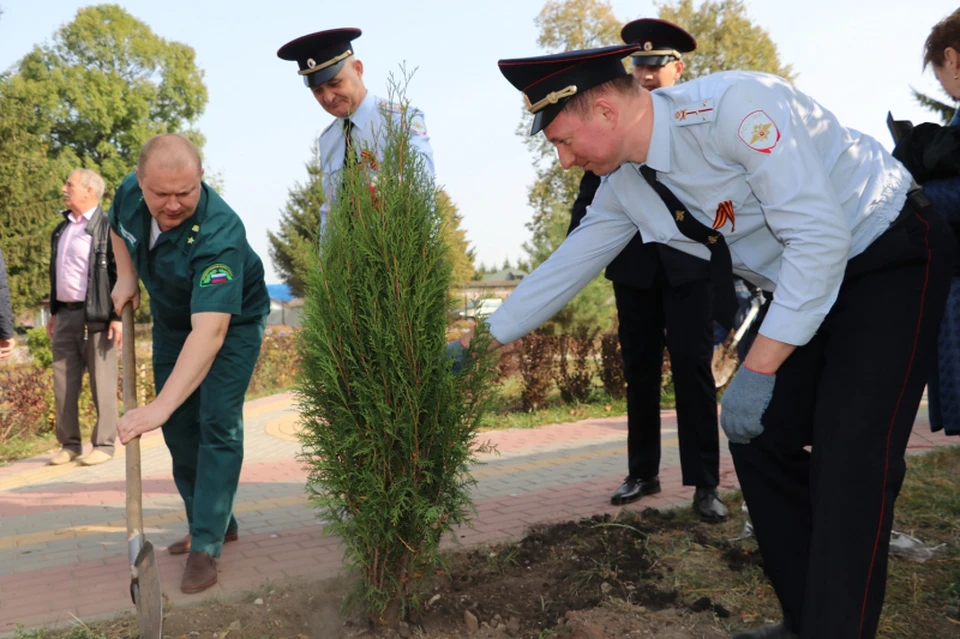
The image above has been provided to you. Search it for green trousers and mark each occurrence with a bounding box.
[153,318,265,557]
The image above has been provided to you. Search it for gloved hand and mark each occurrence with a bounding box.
[720,366,776,444]
[445,340,468,373]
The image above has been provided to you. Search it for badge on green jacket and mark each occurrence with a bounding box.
[200,264,234,287]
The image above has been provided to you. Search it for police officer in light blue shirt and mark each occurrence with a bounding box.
[278,28,435,237]
[471,45,954,639]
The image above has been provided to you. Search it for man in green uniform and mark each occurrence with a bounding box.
[109,134,269,594]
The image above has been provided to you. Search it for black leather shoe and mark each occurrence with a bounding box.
[610,476,661,505]
[693,487,729,522]
[732,623,800,639]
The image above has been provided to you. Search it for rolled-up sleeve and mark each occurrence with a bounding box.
[486,184,636,344]
[715,83,851,346]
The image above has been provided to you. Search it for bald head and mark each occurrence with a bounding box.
[136,134,205,232]
[137,134,203,179]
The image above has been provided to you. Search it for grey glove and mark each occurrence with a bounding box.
[445,340,467,373]
[720,366,776,444]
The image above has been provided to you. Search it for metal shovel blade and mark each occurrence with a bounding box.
[130,539,163,638]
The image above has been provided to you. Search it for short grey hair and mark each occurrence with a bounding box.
[70,169,105,201]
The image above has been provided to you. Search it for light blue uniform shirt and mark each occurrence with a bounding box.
[488,71,912,347]
[318,91,435,236]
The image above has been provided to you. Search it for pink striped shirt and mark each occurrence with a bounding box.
[55,207,97,303]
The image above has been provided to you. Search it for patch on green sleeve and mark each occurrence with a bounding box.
[199,264,234,287]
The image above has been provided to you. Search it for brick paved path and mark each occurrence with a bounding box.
[0,393,953,635]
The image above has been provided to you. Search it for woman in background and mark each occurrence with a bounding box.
[894,7,960,436]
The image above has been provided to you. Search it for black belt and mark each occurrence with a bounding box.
[59,301,84,310]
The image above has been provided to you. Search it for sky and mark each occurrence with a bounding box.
[1,0,957,284]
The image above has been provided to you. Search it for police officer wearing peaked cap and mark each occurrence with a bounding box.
[566,19,727,523]
[277,28,435,238]
[622,17,696,90]
[467,44,955,638]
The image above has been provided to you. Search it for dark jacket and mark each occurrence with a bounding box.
[893,121,960,269]
[0,246,14,339]
[567,171,711,289]
[893,122,960,183]
[49,206,118,324]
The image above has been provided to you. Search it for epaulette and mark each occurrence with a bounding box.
[672,99,715,126]
[378,99,403,114]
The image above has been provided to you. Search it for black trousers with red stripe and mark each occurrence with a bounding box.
[730,200,954,639]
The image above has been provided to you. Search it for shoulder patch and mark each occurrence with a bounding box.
[737,110,781,154]
[199,264,234,288]
[409,112,427,136]
[672,99,715,126]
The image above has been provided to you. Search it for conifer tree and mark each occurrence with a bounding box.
[296,77,495,625]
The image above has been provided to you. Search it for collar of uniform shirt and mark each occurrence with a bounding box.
[341,90,377,134]
[641,92,673,173]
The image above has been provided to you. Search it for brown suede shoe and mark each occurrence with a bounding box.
[168,531,239,555]
[181,551,218,594]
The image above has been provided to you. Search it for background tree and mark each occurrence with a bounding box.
[911,87,955,124]
[268,143,324,298]
[519,0,622,334]
[9,4,208,196]
[657,0,794,81]
[520,0,793,332]
[296,85,496,625]
[0,43,68,314]
[269,142,475,296]
[437,190,476,286]
[0,4,209,315]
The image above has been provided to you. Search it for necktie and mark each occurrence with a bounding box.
[342,118,357,167]
[639,164,738,329]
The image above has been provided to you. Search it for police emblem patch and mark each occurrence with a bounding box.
[737,110,780,154]
[409,113,427,136]
[200,264,234,287]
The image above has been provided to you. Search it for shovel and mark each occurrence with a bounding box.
[712,293,763,388]
[122,303,163,638]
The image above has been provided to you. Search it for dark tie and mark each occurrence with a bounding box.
[639,164,738,329]
[342,118,357,167]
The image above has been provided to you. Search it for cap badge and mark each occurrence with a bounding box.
[643,41,653,51]
[306,58,316,68]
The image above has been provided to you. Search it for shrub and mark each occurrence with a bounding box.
[495,340,521,381]
[518,330,557,411]
[26,326,52,369]
[296,78,496,626]
[598,330,626,400]
[555,326,599,404]
[0,366,54,445]
[247,327,300,397]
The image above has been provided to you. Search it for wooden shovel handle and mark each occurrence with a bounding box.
[122,304,144,539]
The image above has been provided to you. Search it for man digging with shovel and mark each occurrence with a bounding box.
[109,133,269,593]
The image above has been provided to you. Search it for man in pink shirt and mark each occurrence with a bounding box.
[47,169,121,466]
